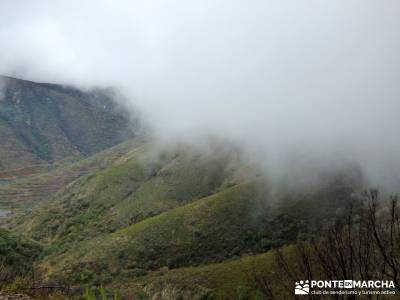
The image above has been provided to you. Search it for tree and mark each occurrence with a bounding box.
[249,189,400,299]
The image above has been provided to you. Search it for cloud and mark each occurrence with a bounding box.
[1,0,400,189]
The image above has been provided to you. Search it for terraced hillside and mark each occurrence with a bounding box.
[0,75,137,178]
[0,140,143,207]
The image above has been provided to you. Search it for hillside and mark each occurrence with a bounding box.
[5,140,362,291]
[0,133,371,299]
[123,249,286,299]
[0,76,371,299]
[0,75,137,179]
[0,139,143,206]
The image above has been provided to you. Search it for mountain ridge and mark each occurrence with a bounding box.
[0,75,137,178]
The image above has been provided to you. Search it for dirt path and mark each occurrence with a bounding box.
[0,292,32,300]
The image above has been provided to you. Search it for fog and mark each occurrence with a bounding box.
[1,0,400,189]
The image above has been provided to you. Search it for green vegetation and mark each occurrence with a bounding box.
[37,182,267,281]
[0,228,42,285]
[84,285,120,300]
[127,248,288,299]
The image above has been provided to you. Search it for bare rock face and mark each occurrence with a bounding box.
[0,75,138,175]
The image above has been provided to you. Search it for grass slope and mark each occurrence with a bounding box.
[13,142,247,242]
[128,249,286,299]
[38,182,268,282]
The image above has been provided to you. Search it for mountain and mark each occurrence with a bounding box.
[0,76,374,299]
[0,75,137,180]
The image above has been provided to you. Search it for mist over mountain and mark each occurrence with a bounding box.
[1,0,400,190]
[1,2,400,298]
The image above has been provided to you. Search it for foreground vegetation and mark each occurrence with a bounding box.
[0,228,41,285]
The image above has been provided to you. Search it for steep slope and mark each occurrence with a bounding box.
[13,142,250,243]
[8,140,362,286]
[36,175,358,284]
[0,75,136,178]
[38,182,268,282]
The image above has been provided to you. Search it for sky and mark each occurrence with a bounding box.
[1,0,400,188]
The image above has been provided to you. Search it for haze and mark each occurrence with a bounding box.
[1,0,400,188]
